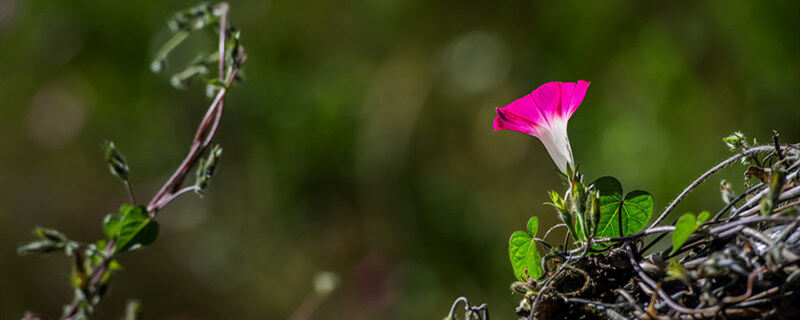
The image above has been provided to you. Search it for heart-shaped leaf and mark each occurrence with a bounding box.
[592,177,654,239]
[509,217,543,281]
[671,211,709,254]
[621,191,654,235]
[593,177,623,238]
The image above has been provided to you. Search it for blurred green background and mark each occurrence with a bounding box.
[1,0,798,319]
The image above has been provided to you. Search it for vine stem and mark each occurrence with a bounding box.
[152,186,202,210]
[63,239,117,320]
[123,180,136,204]
[563,226,674,256]
[733,183,800,219]
[216,3,228,80]
[60,4,244,319]
[152,30,190,66]
[625,243,716,315]
[648,145,775,229]
[447,297,468,318]
[147,3,244,215]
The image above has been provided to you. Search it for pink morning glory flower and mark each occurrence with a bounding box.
[493,80,590,172]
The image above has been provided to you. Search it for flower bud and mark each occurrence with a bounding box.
[34,227,67,243]
[104,141,129,181]
[761,166,785,216]
[720,180,735,204]
[586,189,600,236]
[722,132,746,151]
[18,240,64,255]
[194,145,222,194]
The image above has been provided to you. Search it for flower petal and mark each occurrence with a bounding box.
[530,82,563,124]
[560,80,590,119]
[498,94,549,130]
[493,108,538,136]
[536,117,574,172]
[491,80,588,172]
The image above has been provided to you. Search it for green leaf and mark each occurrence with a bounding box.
[592,177,653,239]
[527,216,538,235]
[109,259,123,271]
[671,211,709,254]
[593,177,623,238]
[114,205,159,253]
[621,191,654,235]
[119,203,135,216]
[592,176,623,198]
[509,217,543,281]
[103,214,122,238]
[697,211,710,223]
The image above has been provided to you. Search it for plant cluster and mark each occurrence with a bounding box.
[507,133,799,320]
[18,3,246,319]
[445,80,800,320]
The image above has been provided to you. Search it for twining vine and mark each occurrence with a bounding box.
[18,3,246,319]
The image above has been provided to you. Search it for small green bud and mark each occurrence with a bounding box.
[545,190,565,210]
[194,145,223,193]
[122,300,142,320]
[722,132,745,151]
[313,271,339,295]
[586,189,600,236]
[167,19,181,32]
[150,59,165,73]
[18,240,64,255]
[761,166,785,216]
[70,249,88,289]
[170,76,186,90]
[560,189,575,229]
[510,282,529,295]
[34,227,67,242]
[104,141,129,181]
[720,180,737,205]
[570,178,586,214]
[665,259,694,287]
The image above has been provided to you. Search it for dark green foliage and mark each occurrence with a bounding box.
[103,205,159,253]
[591,176,653,239]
